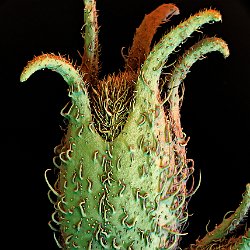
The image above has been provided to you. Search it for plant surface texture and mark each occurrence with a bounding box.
[21,0,249,249]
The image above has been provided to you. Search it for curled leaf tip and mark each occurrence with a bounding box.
[20,54,83,88]
[199,8,222,21]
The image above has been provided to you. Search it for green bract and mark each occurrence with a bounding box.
[21,1,249,249]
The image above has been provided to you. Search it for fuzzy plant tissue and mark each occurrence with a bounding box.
[21,1,249,249]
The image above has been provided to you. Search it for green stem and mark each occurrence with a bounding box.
[196,184,250,247]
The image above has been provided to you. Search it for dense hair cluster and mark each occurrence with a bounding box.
[90,71,137,141]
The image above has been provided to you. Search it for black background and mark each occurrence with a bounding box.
[0,0,249,249]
